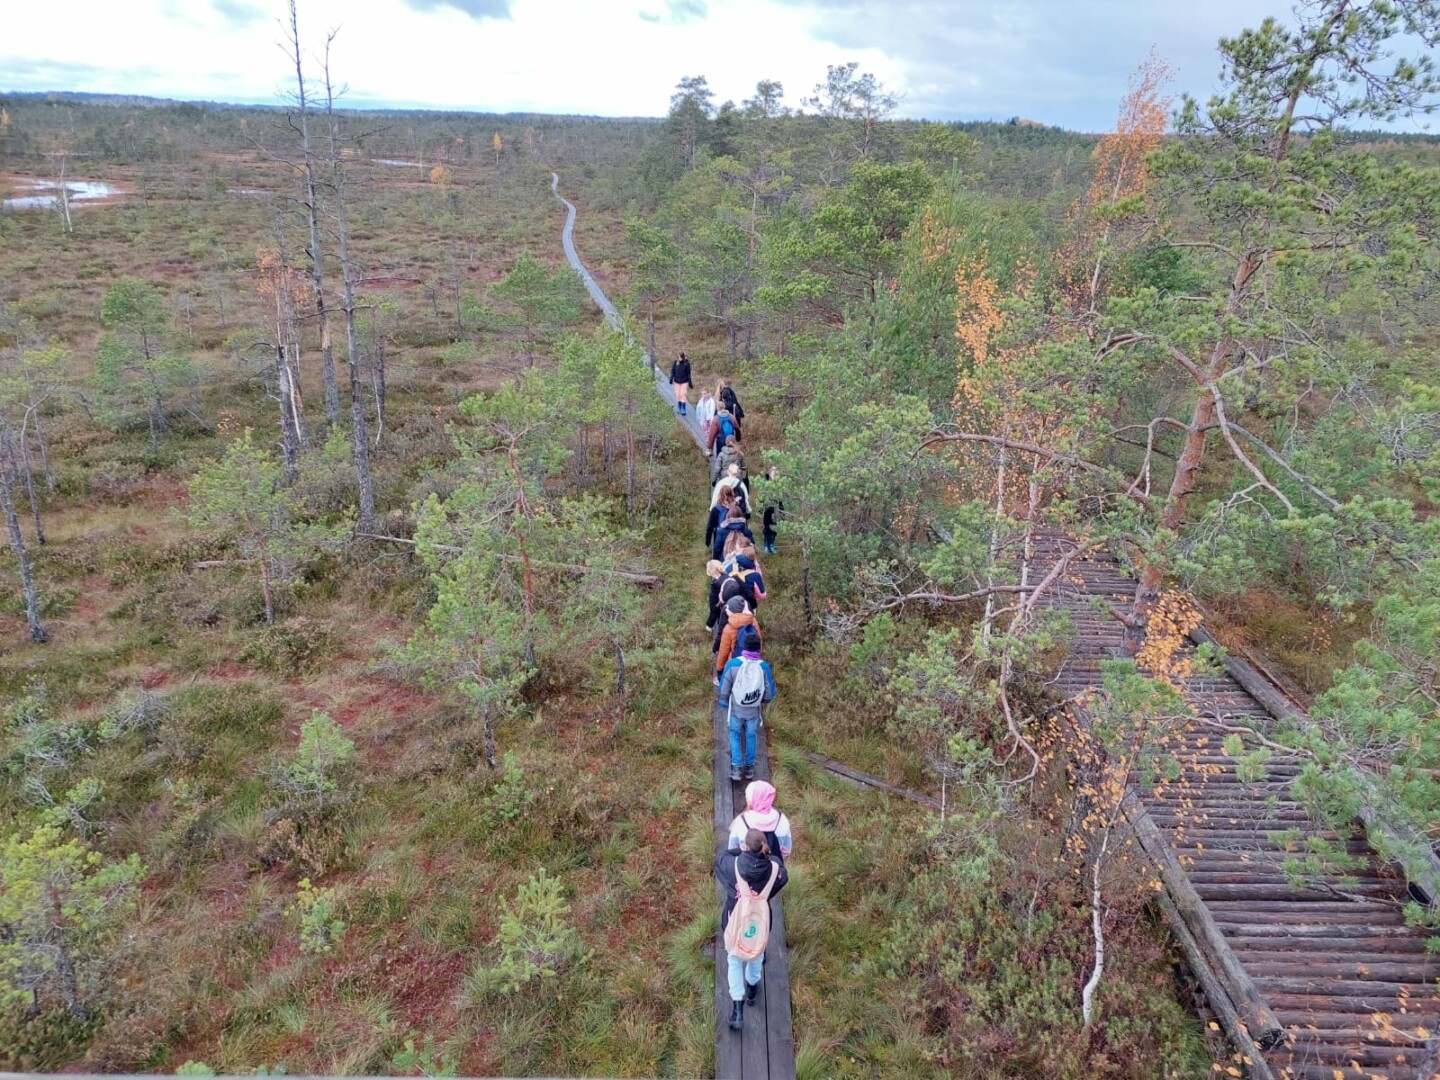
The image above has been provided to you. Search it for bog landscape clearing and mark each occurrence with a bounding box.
[2,2,1440,1078]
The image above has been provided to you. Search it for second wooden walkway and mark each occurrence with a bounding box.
[1032,534,1440,1080]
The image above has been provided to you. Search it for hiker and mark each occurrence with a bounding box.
[762,503,781,555]
[726,552,766,607]
[705,559,727,632]
[713,552,765,622]
[728,780,793,863]
[714,437,746,486]
[712,505,754,562]
[715,828,787,1030]
[717,624,775,782]
[709,410,740,460]
[715,595,759,678]
[758,468,783,554]
[712,558,752,648]
[712,464,750,517]
[669,352,692,415]
[706,484,738,551]
[696,388,717,434]
[719,381,745,424]
[702,411,721,460]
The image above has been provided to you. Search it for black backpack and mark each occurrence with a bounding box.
[739,812,784,866]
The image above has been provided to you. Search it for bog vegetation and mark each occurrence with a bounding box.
[0,0,1437,1076]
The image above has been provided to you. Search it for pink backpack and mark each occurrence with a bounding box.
[723,858,780,962]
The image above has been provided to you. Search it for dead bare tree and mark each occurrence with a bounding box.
[320,37,376,533]
[0,423,46,643]
[285,0,340,426]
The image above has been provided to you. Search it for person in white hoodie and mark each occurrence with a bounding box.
[711,464,750,517]
[727,780,793,862]
[695,389,717,436]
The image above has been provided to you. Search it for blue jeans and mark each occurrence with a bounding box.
[727,953,763,1001]
[728,711,758,768]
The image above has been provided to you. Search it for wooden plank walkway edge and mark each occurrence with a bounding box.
[1188,625,1440,907]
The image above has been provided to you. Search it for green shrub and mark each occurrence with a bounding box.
[481,752,536,829]
[273,710,356,816]
[0,1006,103,1070]
[463,869,586,998]
[238,617,336,675]
[288,878,346,955]
[391,1034,458,1077]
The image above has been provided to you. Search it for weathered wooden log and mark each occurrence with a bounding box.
[1122,792,1287,1049]
[799,751,941,810]
[1190,625,1440,907]
[1238,960,1439,980]
[1155,891,1278,1080]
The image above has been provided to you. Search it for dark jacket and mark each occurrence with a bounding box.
[712,578,745,648]
[762,503,782,543]
[670,358,691,385]
[719,386,744,422]
[712,517,754,562]
[705,504,726,550]
[714,847,787,931]
[706,574,725,630]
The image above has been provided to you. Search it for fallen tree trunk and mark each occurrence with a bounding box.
[800,751,941,810]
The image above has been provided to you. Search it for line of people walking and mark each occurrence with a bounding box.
[673,359,793,1036]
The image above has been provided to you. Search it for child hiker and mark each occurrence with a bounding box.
[728,779,793,863]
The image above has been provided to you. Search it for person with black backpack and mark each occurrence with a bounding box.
[715,828,787,1031]
[669,352,692,415]
[716,624,775,782]
[727,780,793,863]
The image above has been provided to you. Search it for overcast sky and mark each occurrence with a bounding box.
[3,0,1435,130]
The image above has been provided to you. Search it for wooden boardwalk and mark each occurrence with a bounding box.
[553,174,797,1080]
[712,704,797,1080]
[1032,534,1440,1080]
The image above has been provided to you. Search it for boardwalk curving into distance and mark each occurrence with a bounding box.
[552,176,797,1080]
[551,172,704,450]
[1030,533,1440,1080]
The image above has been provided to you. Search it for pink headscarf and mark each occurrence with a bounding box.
[743,780,780,831]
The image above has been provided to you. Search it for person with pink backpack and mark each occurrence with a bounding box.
[714,828,788,1030]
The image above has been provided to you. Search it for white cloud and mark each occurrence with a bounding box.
[4,0,1434,129]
